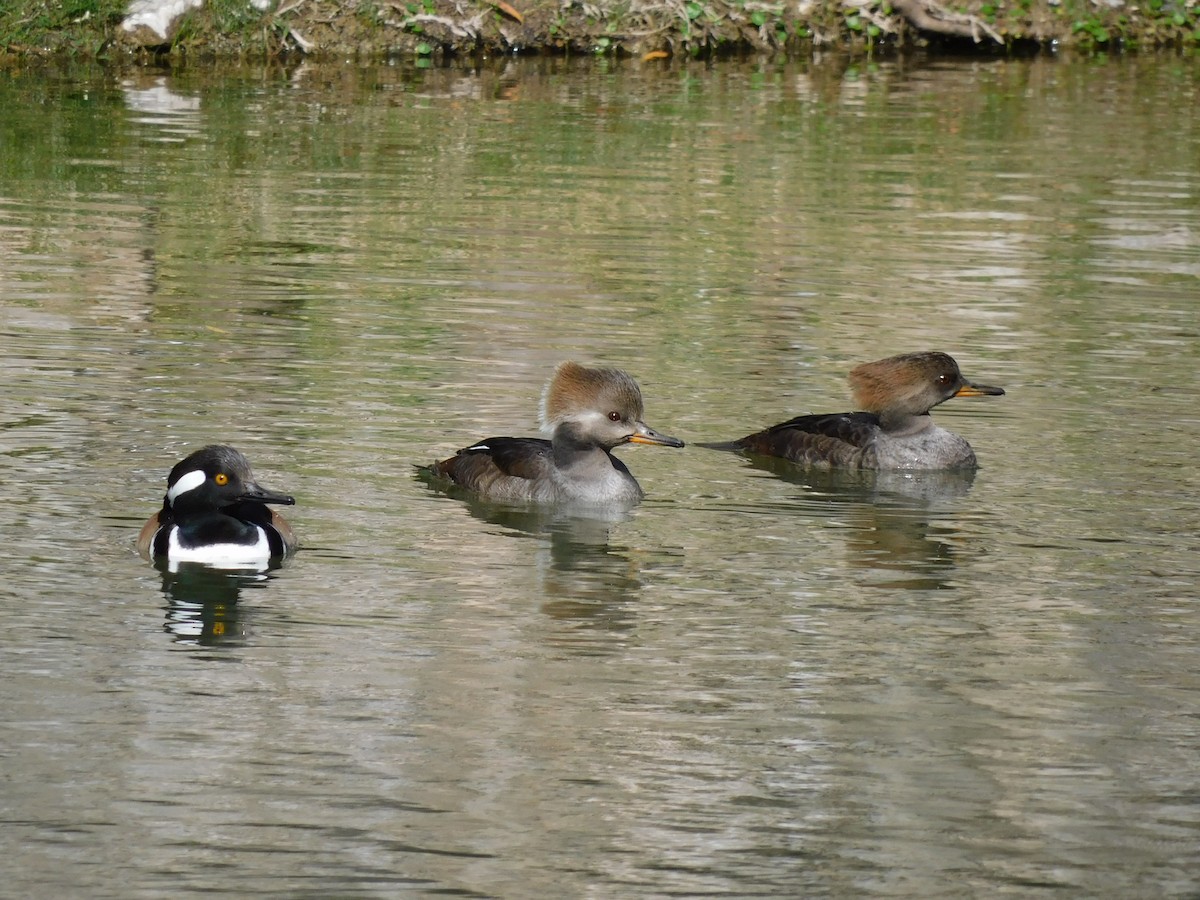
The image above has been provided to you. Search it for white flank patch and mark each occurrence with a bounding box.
[167,469,206,506]
[467,443,490,451]
[167,526,272,571]
[122,0,205,39]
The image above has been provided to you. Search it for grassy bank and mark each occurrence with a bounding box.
[1,0,1198,61]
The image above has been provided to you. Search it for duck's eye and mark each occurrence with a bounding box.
[214,472,229,486]
[608,411,622,422]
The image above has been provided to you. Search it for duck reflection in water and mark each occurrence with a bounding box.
[139,445,297,645]
[701,351,1004,590]
[421,488,655,653]
[747,458,981,591]
[156,558,279,645]
[138,444,297,570]
[418,361,685,651]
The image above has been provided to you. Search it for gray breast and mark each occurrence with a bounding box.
[870,427,977,470]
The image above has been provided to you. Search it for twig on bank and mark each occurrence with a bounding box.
[888,0,1004,42]
[287,26,312,50]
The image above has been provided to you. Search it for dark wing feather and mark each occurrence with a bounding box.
[735,412,881,468]
[430,437,555,499]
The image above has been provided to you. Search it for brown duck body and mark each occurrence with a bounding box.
[719,352,1004,471]
[428,362,684,505]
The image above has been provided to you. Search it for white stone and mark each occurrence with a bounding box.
[122,0,206,39]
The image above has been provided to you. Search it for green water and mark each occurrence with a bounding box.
[1,55,1198,896]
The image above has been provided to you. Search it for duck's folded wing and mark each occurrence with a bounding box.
[432,437,554,490]
[737,412,880,465]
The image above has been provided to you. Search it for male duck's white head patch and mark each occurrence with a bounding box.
[167,469,207,506]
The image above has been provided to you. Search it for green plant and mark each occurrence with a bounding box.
[0,0,124,52]
[1073,17,1111,42]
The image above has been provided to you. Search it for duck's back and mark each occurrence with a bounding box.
[430,436,645,504]
[734,412,979,470]
[431,437,558,502]
[734,412,882,469]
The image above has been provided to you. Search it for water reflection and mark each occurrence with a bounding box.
[427,483,648,652]
[535,528,645,649]
[739,454,978,504]
[440,484,636,538]
[155,559,278,645]
[739,456,979,590]
[120,75,203,143]
[3,56,1199,899]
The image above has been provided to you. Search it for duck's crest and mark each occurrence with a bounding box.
[540,361,644,431]
[849,351,954,415]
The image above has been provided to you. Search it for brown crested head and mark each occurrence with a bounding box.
[541,361,645,429]
[849,351,988,418]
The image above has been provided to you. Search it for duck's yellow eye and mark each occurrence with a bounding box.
[214,473,229,486]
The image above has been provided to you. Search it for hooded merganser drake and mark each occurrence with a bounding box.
[707,351,1004,470]
[426,361,685,504]
[137,444,297,567]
